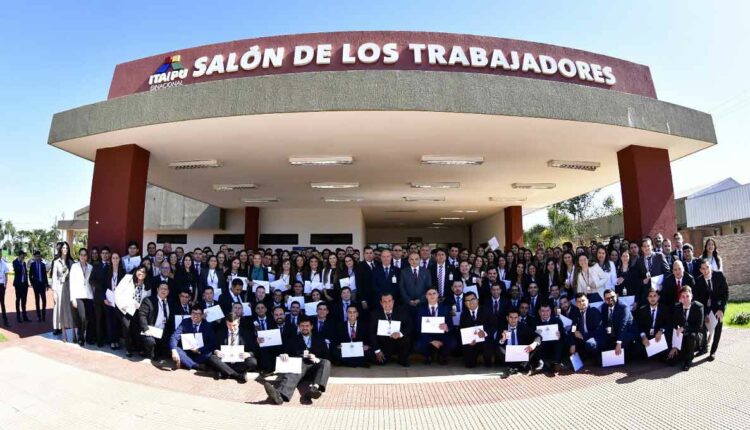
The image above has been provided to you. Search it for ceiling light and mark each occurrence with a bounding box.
[322,196,364,202]
[241,197,278,203]
[511,183,557,190]
[384,209,418,213]
[547,160,600,171]
[420,156,484,166]
[432,222,445,225]
[489,196,528,202]
[427,226,446,229]
[403,196,446,202]
[213,183,256,191]
[168,159,222,170]
[311,182,359,189]
[410,182,460,189]
[440,217,464,220]
[451,210,479,213]
[289,156,353,166]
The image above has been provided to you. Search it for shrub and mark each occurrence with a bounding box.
[730,312,750,326]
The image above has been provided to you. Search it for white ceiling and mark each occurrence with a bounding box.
[52,111,712,227]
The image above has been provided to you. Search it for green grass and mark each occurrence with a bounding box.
[726,302,750,328]
[0,332,6,343]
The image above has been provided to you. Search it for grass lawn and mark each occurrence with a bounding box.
[726,302,750,328]
[0,332,6,343]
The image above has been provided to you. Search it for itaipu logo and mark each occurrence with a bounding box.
[148,55,189,90]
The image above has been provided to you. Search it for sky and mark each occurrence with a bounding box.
[1,0,748,230]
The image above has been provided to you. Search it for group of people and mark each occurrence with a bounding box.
[0,231,728,404]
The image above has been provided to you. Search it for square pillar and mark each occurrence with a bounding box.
[88,144,150,254]
[244,207,259,250]
[504,206,523,251]
[617,145,677,240]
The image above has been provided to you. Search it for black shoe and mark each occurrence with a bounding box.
[424,356,432,365]
[78,340,85,347]
[97,343,104,348]
[308,385,322,399]
[264,382,283,405]
[23,316,31,322]
[37,316,42,322]
[236,372,248,384]
[708,354,715,362]
[499,371,510,379]
[399,361,410,367]
[682,364,691,371]
[125,351,133,358]
[508,367,519,375]
[697,347,708,356]
[4,320,11,328]
[52,329,61,335]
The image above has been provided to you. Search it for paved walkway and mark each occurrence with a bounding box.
[1,327,749,429]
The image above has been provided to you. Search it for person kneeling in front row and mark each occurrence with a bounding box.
[169,304,216,371]
[207,312,258,383]
[264,317,331,404]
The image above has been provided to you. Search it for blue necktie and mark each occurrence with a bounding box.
[511,328,517,345]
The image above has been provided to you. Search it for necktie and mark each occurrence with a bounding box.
[431,306,436,317]
[350,325,356,340]
[438,265,444,296]
[471,311,476,322]
[455,297,461,313]
[676,278,681,299]
[183,305,188,313]
[651,308,656,329]
[413,268,418,280]
[161,299,168,319]
[511,327,517,345]
[318,321,322,332]
[384,267,389,278]
[608,307,613,322]
[494,300,499,314]
[423,260,427,269]
[230,331,236,346]
[386,312,392,322]
[707,279,713,307]
[305,337,311,348]
[193,324,198,333]
[684,308,689,324]
[580,312,586,334]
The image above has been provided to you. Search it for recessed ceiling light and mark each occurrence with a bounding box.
[169,159,222,170]
[427,226,446,229]
[547,160,600,171]
[410,182,460,189]
[241,197,278,203]
[311,182,359,189]
[403,196,446,202]
[421,156,484,166]
[440,217,464,220]
[432,222,445,225]
[322,196,364,202]
[384,209,418,213]
[213,183,256,191]
[289,156,353,166]
[511,183,557,190]
[451,210,479,213]
[489,196,528,202]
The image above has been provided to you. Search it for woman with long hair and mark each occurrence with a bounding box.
[594,245,617,290]
[701,238,723,272]
[105,252,126,350]
[291,255,306,284]
[175,254,199,303]
[118,265,150,357]
[559,251,576,297]
[342,255,357,302]
[540,258,560,298]
[573,253,608,303]
[615,251,639,301]
[69,248,94,347]
[322,254,340,302]
[51,241,76,342]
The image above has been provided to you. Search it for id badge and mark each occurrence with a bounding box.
[449,273,454,281]
[649,329,655,336]
[392,276,397,284]
[606,326,612,334]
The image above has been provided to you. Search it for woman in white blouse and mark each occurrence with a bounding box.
[701,238,723,272]
[69,248,94,346]
[342,255,357,301]
[51,241,76,342]
[594,245,618,290]
[573,253,608,303]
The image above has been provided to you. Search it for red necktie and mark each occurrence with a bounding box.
[350,325,356,340]
[676,278,681,299]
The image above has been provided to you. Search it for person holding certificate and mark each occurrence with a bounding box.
[600,289,634,359]
[568,293,605,365]
[415,287,456,365]
[534,303,566,374]
[667,286,704,371]
[635,287,671,360]
[255,306,289,373]
[335,304,372,367]
[459,292,494,368]
[219,278,247,316]
[169,304,216,371]
[263,317,331,405]
[370,292,412,367]
[692,260,728,361]
[138,282,172,362]
[207,312,258,383]
[496,308,542,375]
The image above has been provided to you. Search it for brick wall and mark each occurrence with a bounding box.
[704,233,750,286]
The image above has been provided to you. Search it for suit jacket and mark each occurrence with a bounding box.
[459,306,495,343]
[215,324,257,352]
[672,302,705,334]
[693,272,729,314]
[284,332,330,359]
[219,291,246,315]
[169,318,217,357]
[517,314,537,330]
[369,306,413,350]
[600,302,633,343]
[138,295,173,336]
[635,303,671,338]
[525,295,545,316]
[568,306,605,344]
[311,317,336,344]
[199,269,227,299]
[12,259,28,287]
[336,318,370,345]
[331,299,359,323]
[498,323,540,346]
[354,261,376,305]
[372,265,401,303]
[429,263,455,297]
[660,274,695,306]
[249,266,269,282]
[635,253,670,281]
[399,266,432,305]
[682,258,701,279]
[415,303,454,342]
[29,260,49,288]
[271,319,298,342]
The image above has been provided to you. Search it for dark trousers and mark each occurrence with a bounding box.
[93,298,107,344]
[675,332,703,366]
[377,335,411,365]
[32,283,46,320]
[0,284,7,322]
[334,345,375,367]
[461,341,494,367]
[15,285,29,320]
[74,299,94,342]
[707,320,723,355]
[141,334,169,359]
[276,358,331,401]
[105,305,120,344]
[207,354,258,377]
[415,335,457,359]
[537,340,563,365]
[258,345,284,372]
[117,309,139,353]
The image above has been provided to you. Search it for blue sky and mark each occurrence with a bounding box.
[1,0,748,230]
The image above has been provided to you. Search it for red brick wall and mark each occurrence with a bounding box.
[703,233,750,286]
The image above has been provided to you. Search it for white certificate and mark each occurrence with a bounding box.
[304,281,313,294]
[324,282,334,290]
[146,325,163,339]
[305,301,321,316]
[619,295,635,311]
[559,315,573,331]
[252,280,270,293]
[651,274,664,291]
[488,236,500,251]
[536,324,560,342]
[275,356,302,374]
[460,326,486,345]
[241,302,253,316]
[502,280,511,290]
[377,319,400,336]
[341,341,365,358]
[213,288,222,302]
[220,345,244,363]
[181,333,204,350]
[421,316,445,334]
[233,276,249,291]
[339,277,351,288]
[270,279,287,291]
[570,352,584,372]
[672,328,683,350]
[286,296,305,309]
[257,328,283,347]
[645,336,668,357]
[601,349,625,367]
[310,281,324,292]
[464,285,479,297]
[204,305,224,323]
[114,274,136,315]
[174,315,189,330]
[505,345,529,362]
[105,289,116,307]
[707,310,718,333]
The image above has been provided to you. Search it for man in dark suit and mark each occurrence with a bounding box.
[331,287,358,323]
[418,244,435,271]
[486,284,505,323]
[0,256,10,327]
[443,280,466,320]
[89,247,113,346]
[169,304,217,370]
[459,292,494,368]
[335,304,373,367]
[479,267,500,305]
[29,251,49,322]
[692,260,729,360]
[525,283,544,317]
[372,250,401,306]
[219,279,246,316]
[399,252,432,313]
[255,306,290,373]
[153,261,176,299]
[667,286,705,371]
[681,244,701,279]
[263,317,331,405]
[390,245,408,271]
[635,287,671,360]
[534,303,566,373]
[370,292,412,367]
[139,283,172,361]
[415,287,456,364]
[249,286,273,314]
[207,312,258,383]
[12,251,30,323]
[430,248,454,300]
[568,293,606,363]
[600,289,634,356]
[354,246,376,311]
[660,260,696,307]
[496,308,543,374]
[172,290,192,317]
[310,302,336,347]
[635,238,670,293]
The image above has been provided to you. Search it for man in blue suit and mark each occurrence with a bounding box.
[29,251,49,322]
[568,293,605,363]
[170,304,217,370]
[12,251,30,323]
[400,252,432,315]
[414,287,456,364]
[372,249,401,306]
[600,289,634,358]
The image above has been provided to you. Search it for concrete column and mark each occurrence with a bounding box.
[88,144,150,254]
[244,207,260,250]
[617,145,677,240]
[504,206,523,251]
